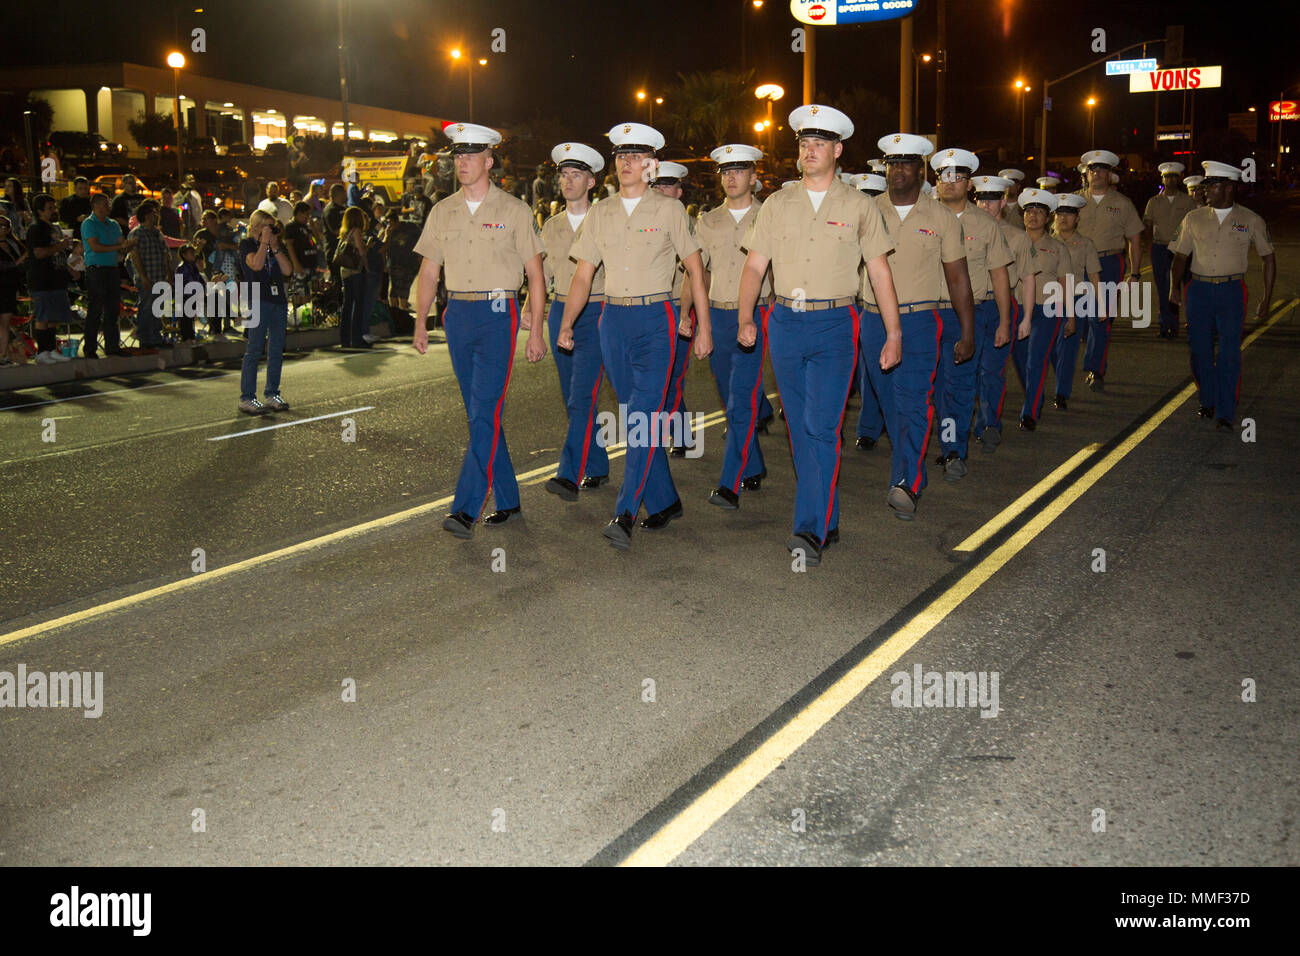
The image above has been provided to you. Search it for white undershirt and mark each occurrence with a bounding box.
[1092,194,1105,204]
[621,195,642,215]
[806,189,826,213]
[567,211,586,232]
[466,199,482,215]
[729,205,750,223]
[1214,207,1231,224]
[893,204,915,221]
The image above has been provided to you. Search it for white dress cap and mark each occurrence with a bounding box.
[878,132,934,160]
[607,122,666,153]
[1081,149,1121,168]
[710,144,763,168]
[1201,161,1242,181]
[930,147,980,175]
[551,142,605,173]
[1018,187,1058,212]
[789,104,854,141]
[444,122,503,153]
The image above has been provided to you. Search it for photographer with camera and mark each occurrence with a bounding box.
[236,208,292,414]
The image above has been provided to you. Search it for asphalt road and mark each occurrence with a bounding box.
[1,213,1297,867]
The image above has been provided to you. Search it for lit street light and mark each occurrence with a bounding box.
[914,53,932,131]
[450,47,487,122]
[1013,78,1032,157]
[636,90,662,125]
[167,51,186,186]
[1087,96,1098,150]
[755,83,784,158]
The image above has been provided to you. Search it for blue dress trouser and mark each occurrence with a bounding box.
[709,306,768,492]
[1012,303,1062,421]
[974,298,1018,436]
[766,303,857,542]
[1049,293,1087,399]
[862,306,942,497]
[547,299,609,483]
[1185,278,1246,421]
[664,305,693,446]
[931,306,974,459]
[1085,251,1125,376]
[1151,241,1178,334]
[445,297,520,520]
[599,300,681,518]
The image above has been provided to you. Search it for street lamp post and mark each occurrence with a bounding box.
[740,0,764,74]
[1014,78,1031,157]
[337,0,350,145]
[636,90,663,126]
[450,49,487,122]
[167,51,186,186]
[914,53,932,132]
[1087,96,1097,150]
[755,83,784,161]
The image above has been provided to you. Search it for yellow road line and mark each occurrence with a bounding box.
[619,296,1298,867]
[953,444,1101,552]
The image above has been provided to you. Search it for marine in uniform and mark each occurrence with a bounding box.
[652,161,698,457]
[696,144,775,509]
[541,142,610,501]
[1010,188,1071,430]
[1143,162,1198,339]
[412,122,547,539]
[1169,161,1276,430]
[558,122,712,549]
[932,151,1013,477]
[971,175,1041,451]
[738,104,899,561]
[999,169,1027,231]
[1184,174,1207,208]
[1074,149,1144,390]
[1048,192,1102,409]
[857,133,974,519]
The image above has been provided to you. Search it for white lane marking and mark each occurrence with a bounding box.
[207,406,375,441]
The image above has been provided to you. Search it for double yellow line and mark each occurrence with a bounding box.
[612,296,1297,866]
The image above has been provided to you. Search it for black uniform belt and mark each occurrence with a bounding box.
[604,293,671,306]
[1190,273,1244,284]
[552,293,604,304]
[447,291,516,302]
[775,295,855,311]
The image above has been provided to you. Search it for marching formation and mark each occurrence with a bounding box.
[410,104,1276,565]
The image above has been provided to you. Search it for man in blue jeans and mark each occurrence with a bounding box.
[80,192,134,357]
[236,209,292,415]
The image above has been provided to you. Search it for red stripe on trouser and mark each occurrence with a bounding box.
[633,303,678,504]
[995,300,1018,419]
[578,367,603,479]
[730,305,767,492]
[1237,281,1247,402]
[910,311,941,495]
[823,306,860,537]
[766,306,795,462]
[479,301,519,517]
[667,310,692,432]
[1031,307,1063,415]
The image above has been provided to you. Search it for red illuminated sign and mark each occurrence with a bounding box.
[1270,101,1299,122]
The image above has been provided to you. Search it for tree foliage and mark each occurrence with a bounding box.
[0,94,54,148]
[660,70,757,153]
[127,111,177,150]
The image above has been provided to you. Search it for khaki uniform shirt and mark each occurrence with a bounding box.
[1143,190,1198,244]
[1004,198,1026,231]
[744,179,893,300]
[1054,231,1102,281]
[413,184,543,292]
[942,202,1013,304]
[697,200,771,303]
[569,189,699,297]
[1023,232,1070,306]
[671,213,696,302]
[861,191,966,307]
[1075,187,1144,255]
[1000,219,1040,305]
[1168,204,1274,277]
[541,208,605,300]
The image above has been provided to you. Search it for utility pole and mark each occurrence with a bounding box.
[935,0,947,142]
[900,15,914,132]
[803,26,815,104]
[337,0,350,146]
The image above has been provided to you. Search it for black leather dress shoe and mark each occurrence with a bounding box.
[1054,394,1068,410]
[580,474,609,489]
[640,499,683,530]
[1019,415,1036,431]
[1197,406,1215,419]
[756,414,774,434]
[786,532,822,566]
[603,513,635,550]
[442,511,474,539]
[856,435,876,451]
[668,445,688,458]
[1215,418,1234,431]
[740,472,764,491]
[483,506,522,525]
[545,477,579,501]
[1088,375,1104,392]
[822,527,839,549]
[708,486,740,510]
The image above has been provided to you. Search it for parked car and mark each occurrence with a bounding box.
[46,131,125,161]
[185,136,219,157]
[90,174,162,202]
[191,167,250,213]
[226,142,253,157]
[262,142,288,160]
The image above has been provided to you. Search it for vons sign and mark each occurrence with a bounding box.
[1128,66,1222,93]
[790,0,919,26]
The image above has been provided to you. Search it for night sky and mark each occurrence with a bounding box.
[11,0,1300,159]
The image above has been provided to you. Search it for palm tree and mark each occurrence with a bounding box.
[660,70,757,152]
